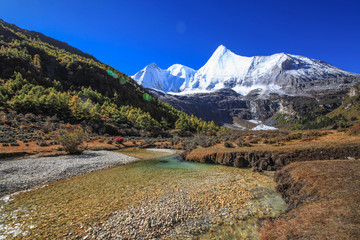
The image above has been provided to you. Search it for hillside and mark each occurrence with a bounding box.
[0,19,217,136]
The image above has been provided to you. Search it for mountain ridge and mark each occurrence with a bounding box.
[132,45,358,96]
[0,19,97,61]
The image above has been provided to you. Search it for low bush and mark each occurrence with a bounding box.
[10,141,20,146]
[114,136,124,144]
[235,139,252,147]
[349,122,360,135]
[171,136,181,146]
[193,134,217,148]
[224,142,234,148]
[36,140,49,147]
[139,139,155,149]
[57,125,88,154]
[181,139,197,150]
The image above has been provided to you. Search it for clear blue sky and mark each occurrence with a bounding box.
[1,0,359,75]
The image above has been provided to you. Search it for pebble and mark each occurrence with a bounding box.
[0,151,138,198]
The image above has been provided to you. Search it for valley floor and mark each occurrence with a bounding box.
[1,130,360,239]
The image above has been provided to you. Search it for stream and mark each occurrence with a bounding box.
[0,153,287,239]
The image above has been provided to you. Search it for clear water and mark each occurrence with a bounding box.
[131,154,287,239]
[138,154,209,169]
[0,153,287,239]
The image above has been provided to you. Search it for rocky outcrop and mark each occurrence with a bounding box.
[149,86,353,124]
[148,88,248,124]
[349,82,360,97]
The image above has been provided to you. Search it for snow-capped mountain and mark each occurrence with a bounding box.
[132,45,358,95]
[132,63,195,93]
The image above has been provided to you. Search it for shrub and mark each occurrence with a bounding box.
[139,139,155,149]
[57,125,88,154]
[349,122,360,135]
[248,137,260,144]
[181,138,198,150]
[107,140,113,144]
[10,141,20,146]
[36,140,49,147]
[193,134,217,148]
[41,116,55,134]
[236,139,252,147]
[114,136,124,144]
[171,136,181,146]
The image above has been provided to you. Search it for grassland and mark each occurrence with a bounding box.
[259,160,360,239]
[185,130,360,171]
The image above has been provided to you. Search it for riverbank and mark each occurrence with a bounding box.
[0,148,179,199]
[259,159,360,239]
[185,131,360,171]
[0,150,286,239]
[0,151,138,198]
[182,130,360,239]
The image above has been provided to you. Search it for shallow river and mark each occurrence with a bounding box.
[0,153,286,239]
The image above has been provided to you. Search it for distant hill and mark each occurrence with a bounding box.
[0,19,217,135]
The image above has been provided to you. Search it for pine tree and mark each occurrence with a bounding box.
[160,117,169,130]
[69,95,84,120]
[33,54,41,70]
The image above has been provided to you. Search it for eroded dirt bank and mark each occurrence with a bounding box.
[258,160,360,239]
[185,144,360,171]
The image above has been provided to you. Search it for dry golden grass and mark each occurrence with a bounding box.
[259,160,360,240]
[0,138,173,159]
[187,130,360,161]
[0,140,119,158]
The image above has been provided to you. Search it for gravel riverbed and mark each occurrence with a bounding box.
[0,151,138,198]
[0,151,286,239]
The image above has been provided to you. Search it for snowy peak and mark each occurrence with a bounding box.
[192,46,254,92]
[211,45,229,58]
[132,63,195,92]
[146,62,160,69]
[132,45,359,95]
[203,45,251,69]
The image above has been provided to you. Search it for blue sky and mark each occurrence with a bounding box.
[1,0,359,75]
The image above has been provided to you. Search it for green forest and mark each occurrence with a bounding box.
[0,19,220,135]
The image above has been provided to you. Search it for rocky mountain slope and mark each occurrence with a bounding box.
[134,45,360,128]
